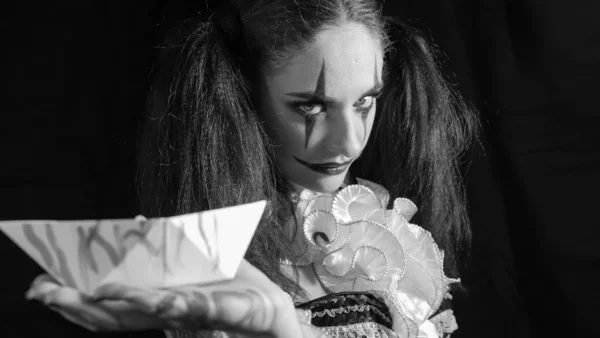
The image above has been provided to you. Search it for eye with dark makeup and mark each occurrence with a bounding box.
[354,90,382,114]
[287,90,382,117]
[287,100,327,117]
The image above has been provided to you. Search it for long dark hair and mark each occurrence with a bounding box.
[137,0,477,300]
[355,17,478,278]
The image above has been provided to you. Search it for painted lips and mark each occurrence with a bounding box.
[294,157,352,176]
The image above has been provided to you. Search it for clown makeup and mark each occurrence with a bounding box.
[260,22,384,194]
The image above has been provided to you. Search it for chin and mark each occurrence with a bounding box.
[296,173,347,194]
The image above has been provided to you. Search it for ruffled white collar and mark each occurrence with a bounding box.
[283,178,459,338]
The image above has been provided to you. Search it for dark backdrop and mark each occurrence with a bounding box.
[395,1,600,337]
[2,1,598,337]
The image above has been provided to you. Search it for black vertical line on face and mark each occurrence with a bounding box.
[305,60,326,148]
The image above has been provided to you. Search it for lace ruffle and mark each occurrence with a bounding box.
[321,321,397,338]
[297,291,393,329]
[286,178,459,338]
[165,329,231,338]
[312,303,392,324]
[430,310,458,337]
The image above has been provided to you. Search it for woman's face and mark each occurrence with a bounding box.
[260,22,384,194]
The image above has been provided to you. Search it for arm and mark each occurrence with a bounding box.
[26,260,330,338]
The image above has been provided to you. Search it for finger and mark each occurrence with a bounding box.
[26,279,118,331]
[94,283,185,317]
[26,274,61,301]
[174,282,306,337]
[38,285,124,330]
[29,280,164,332]
[134,215,148,222]
[168,285,279,334]
[208,287,302,338]
[31,273,59,286]
[211,288,274,331]
[49,298,127,331]
[93,300,168,331]
[54,295,169,332]
[39,282,93,307]
[93,283,158,304]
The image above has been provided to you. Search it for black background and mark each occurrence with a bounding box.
[2,1,599,337]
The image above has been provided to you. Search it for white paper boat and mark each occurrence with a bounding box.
[0,200,266,295]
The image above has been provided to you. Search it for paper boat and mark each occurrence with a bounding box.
[0,200,266,295]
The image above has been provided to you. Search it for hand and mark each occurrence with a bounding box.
[25,260,330,338]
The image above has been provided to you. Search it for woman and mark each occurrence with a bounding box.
[26,0,477,337]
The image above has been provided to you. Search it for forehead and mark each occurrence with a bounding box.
[265,22,383,98]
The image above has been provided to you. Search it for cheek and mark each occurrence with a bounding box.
[267,113,306,154]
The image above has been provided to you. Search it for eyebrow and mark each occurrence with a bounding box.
[285,82,384,104]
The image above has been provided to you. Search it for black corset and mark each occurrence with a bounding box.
[296,291,393,330]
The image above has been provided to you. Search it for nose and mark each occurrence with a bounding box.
[324,109,365,158]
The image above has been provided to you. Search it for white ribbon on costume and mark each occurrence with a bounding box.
[418,320,439,338]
